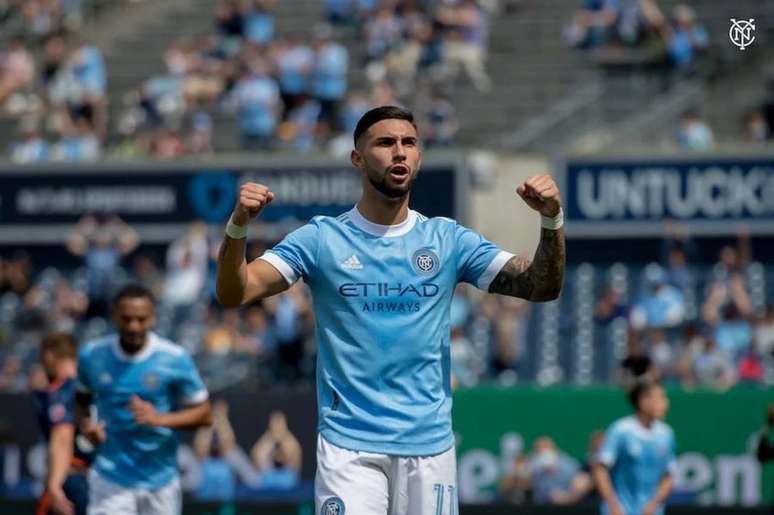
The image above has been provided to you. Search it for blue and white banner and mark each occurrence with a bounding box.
[564,158,774,237]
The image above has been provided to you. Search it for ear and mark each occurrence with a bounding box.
[350,149,363,170]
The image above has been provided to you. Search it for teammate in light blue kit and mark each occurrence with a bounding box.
[593,381,676,515]
[76,284,212,515]
[216,106,566,515]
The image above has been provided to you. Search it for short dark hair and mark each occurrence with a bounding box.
[40,332,78,359]
[353,105,416,145]
[112,283,155,307]
[628,378,660,410]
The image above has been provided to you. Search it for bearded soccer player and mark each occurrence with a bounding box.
[216,105,566,514]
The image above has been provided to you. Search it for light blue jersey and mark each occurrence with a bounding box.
[598,416,676,515]
[260,206,513,456]
[76,332,208,489]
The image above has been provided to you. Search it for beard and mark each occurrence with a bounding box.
[368,168,417,199]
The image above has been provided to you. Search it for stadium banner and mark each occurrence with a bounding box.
[2,387,771,506]
[562,158,774,238]
[453,386,772,506]
[0,160,462,243]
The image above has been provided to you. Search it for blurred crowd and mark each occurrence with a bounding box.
[0,215,771,394]
[565,0,710,70]
[607,226,773,391]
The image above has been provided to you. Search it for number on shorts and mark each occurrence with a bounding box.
[434,484,457,515]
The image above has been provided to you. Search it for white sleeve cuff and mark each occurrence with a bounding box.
[259,252,299,285]
[476,251,515,290]
[182,389,209,406]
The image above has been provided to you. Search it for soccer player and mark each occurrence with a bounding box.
[75,284,212,515]
[34,332,91,515]
[592,380,676,515]
[216,105,566,514]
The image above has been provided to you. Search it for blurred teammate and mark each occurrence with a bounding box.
[592,380,676,515]
[76,284,212,515]
[216,105,566,514]
[34,332,91,515]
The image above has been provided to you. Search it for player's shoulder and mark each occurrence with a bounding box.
[610,415,638,434]
[149,333,189,360]
[653,420,675,438]
[414,211,459,230]
[79,334,114,358]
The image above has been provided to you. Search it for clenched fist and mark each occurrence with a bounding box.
[232,182,275,226]
[516,174,561,217]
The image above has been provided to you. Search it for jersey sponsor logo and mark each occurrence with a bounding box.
[412,248,440,276]
[628,441,642,457]
[338,282,439,297]
[361,301,420,313]
[321,497,345,515]
[341,254,363,270]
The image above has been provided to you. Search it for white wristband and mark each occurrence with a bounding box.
[225,217,248,239]
[541,208,564,230]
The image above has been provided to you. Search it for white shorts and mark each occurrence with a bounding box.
[315,435,458,515]
[87,469,181,515]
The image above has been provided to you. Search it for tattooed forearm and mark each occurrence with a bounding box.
[489,227,566,301]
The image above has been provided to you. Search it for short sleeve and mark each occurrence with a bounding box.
[455,223,514,290]
[175,352,209,406]
[76,349,92,394]
[598,424,624,467]
[50,380,76,426]
[258,219,320,285]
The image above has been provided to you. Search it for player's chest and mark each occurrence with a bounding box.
[318,236,454,286]
[621,435,669,465]
[92,360,171,400]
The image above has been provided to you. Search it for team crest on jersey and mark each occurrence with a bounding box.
[321,496,345,515]
[49,403,65,423]
[99,372,112,385]
[411,248,440,276]
[143,373,159,390]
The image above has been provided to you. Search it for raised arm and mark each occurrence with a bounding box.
[216,182,290,307]
[489,174,566,302]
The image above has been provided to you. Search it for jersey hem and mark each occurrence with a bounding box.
[319,428,455,457]
[92,466,177,491]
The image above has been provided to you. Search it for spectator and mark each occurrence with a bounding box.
[676,110,714,151]
[450,326,478,389]
[421,90,459,147]
[164,222,210,313]
[564,0,619,48]
[647,329,675,381]
[744,110,769,143]
[150,126,186,159]
[693,336,735,390]
[491,297,529,382]
[65,214,139,318]
[756,305,774,358]
[250,411,302,490]
[193,399,255,500]
[50,114,101,162]
[675,323,703,386]
[528,436,592,505]
[0,36,36,106]
[311,23,348,134]
[714,303,753,360]
[244,0,275,46]
[277,95,321,152]
[223,58,281,151]
[629,264,685,330]
[264,284,312,383]
[9,116,49,163]
[594,284,628,324]
[737,344,764,384]
[619,331,653,384]
[436,0,492,91]
[186,112,214,154]
[499,454,531,503]
[274,35,315,115]
[663,5,708,69]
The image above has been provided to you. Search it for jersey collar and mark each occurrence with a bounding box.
[111,332,158,362]
[347,205,417,237]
